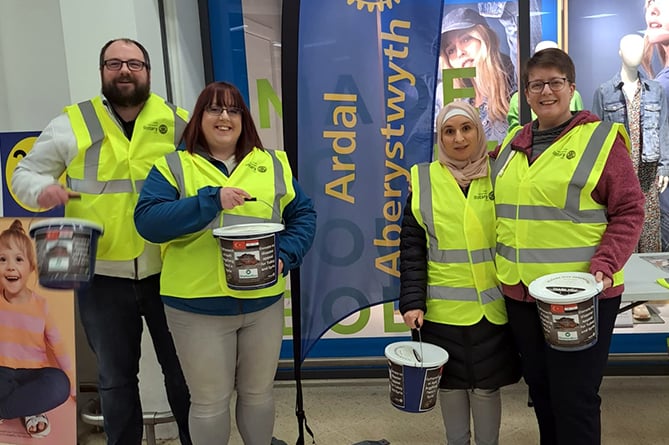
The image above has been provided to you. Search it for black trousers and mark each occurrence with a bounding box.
[504,295,620,445]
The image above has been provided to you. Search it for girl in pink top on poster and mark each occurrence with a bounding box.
[0,220,74,439]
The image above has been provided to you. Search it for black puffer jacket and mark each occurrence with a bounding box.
[399,193,521,389]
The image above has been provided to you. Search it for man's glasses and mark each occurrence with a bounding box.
[205,105,242,117]
[526,77,569,94]
[103,59,147,71]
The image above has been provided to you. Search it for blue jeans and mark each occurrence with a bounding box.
[0,367,69,418]
[77,274,191,445]
[661,189,669,251]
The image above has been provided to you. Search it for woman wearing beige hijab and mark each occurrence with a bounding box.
[399,101,520,445]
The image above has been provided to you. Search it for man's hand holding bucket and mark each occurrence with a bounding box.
[37,184,80,209]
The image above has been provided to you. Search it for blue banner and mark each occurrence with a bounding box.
[297,0,443,360]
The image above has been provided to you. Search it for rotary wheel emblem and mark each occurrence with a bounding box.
[347,0,400,12]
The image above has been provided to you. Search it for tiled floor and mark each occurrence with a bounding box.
[80,374,669,445]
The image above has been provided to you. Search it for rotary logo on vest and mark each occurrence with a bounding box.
[142,123,169,134]
[552,148,577,160]
[245,161,268,173]
[472,191,494,201]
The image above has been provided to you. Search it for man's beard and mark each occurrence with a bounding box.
[102,76,150,108]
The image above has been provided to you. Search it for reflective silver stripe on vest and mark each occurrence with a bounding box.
[428,285,502,302]
[494,122,611,224]
[164,151,221,229]
[496,242,597,263]
[265,150,286,223]
[417,163,493,265]
[165,151,186,197]
[67,99,182,195]
[164,101,187,146]
[490,140,514,189]
[495,204,607,223]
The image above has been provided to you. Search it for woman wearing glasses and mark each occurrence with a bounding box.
[134,81,316,445]
[490,49,645,445]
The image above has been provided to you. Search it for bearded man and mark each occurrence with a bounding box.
[12,38,192,445]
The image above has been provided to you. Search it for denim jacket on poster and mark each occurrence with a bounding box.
[592,71,669,176]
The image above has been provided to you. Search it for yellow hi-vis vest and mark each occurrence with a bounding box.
[154,148,295,299]
[410,161,507,326]
[64,94,188,260]
[491,121,628,287]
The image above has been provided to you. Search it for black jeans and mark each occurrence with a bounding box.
[504,295,620,445]
[77,274,191,445]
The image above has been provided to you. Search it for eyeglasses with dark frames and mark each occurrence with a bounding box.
[103,59,147,71]
[526,77,569,94]
[205,105,243,117]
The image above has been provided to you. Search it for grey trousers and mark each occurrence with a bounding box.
[165,299,284,445]
[439,388,501,445]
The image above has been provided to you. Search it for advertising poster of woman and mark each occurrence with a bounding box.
[0,217,76,445]
[435,0,550,144]
[567,0,649,110]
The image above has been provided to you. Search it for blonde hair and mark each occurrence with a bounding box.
[441,24,512,122]
[0,220,36,271]
[642,35,667,78]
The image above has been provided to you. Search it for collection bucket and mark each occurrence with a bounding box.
[212,223,284,290]
[28,218,103,290]
[528,272,603,351]
[384,341,449,413]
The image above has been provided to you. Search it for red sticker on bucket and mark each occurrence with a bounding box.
[550,304,565,314]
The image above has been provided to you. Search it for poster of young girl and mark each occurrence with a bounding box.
[0,217,76,445]
[436,0,555,144]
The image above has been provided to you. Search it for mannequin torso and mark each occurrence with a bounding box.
[592,33,668,258]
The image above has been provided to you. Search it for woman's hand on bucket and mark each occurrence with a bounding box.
[403,309,424,330]
[37,184,80,209]
[219,187,252,209]
[593,271,612,291]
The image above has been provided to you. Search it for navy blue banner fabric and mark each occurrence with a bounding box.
[297,0,442,360]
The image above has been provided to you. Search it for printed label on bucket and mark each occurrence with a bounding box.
[538,299,597,347]
[387,361,443,413]
[388,361,405,409]
[219,233,277,289]
[34,229,92,280]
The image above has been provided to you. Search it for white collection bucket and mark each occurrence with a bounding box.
[528,272,603,351]
[28,218,103,289]
[212,223,284,290]
[384,341,449,413]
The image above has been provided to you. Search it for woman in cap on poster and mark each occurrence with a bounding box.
[400,101,521,445]
[435,7,516,143]
[134,81,316,445]
[490,48,644,444]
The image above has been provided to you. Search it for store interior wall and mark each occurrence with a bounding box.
[0,0,206,439]
[0,0,205,133]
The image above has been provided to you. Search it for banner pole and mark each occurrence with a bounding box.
[281,1,314,444]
